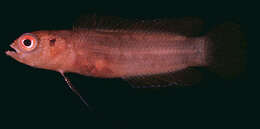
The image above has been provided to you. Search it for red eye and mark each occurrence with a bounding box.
[18,33,38,52]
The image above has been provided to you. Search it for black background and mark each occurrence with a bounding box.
[0,1,252,129]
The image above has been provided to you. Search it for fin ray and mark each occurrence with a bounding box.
[73,14,204,36]
[60,72,92,111]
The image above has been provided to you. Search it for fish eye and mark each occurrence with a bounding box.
[18,33,38,52]
[23,39,32,46]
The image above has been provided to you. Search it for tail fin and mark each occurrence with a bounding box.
[206,22,247,78]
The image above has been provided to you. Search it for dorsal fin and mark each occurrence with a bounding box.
[122,68,203,88]
[73,14,204,37]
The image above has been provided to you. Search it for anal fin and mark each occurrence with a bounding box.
[122,68,203,88]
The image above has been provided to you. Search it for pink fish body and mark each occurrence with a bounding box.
[6,17,245,87]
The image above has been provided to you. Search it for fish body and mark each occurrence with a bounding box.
[72,30,207,78]
[6,17,246,87]
[7,30,207,77]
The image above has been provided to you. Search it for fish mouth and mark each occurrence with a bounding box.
[5,44,19,56]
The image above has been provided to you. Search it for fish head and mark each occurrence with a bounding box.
[6,31,70,71]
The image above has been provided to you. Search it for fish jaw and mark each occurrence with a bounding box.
[5,50,22,63]
[5,50,16,57]
[6,44,18,57]
[5,44,24,64]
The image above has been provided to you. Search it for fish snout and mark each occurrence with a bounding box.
[6,44,20,58]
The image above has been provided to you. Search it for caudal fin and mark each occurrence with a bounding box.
[206,22,247,78]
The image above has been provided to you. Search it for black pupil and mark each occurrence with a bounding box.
[23,39,32,46]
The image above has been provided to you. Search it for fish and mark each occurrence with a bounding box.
[5,15,246,107]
